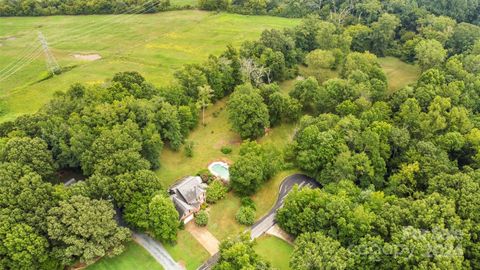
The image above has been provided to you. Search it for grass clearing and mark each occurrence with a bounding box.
[378,56,421,93]
[86,241,163,270]
[164,230,210,270]
[0,11,299,122]
[254,236,293,270]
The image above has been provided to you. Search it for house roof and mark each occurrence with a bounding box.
[170,176,206,205]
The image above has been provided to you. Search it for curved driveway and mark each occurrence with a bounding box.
[198,173,320,270]
[250,173,320,239]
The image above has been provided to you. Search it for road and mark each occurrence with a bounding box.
[197,173,320,270]
[133,232,184,270]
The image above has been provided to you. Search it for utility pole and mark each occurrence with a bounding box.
[38,31,61,75]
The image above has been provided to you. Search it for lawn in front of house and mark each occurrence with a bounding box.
[379,56,421,93]
[207,192,247,240]
[254,235,294,270]
[86,241,163,270]
[164,230,210,270]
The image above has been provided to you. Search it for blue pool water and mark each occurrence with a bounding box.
[210,163,230,180]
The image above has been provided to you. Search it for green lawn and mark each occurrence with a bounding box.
[378,56,421,93]
[87,241,163,270]
[0,10,299,122]
[164,230,210,270]
[171,0,197,7]
[255,236,294,270]
[207,192,246,240]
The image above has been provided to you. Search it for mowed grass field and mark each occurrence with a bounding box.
[87,241,163,270]
[379,56,420,93]
[255,236,294,269]
[0,10,299,121]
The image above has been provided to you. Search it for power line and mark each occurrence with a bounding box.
[38,31,61,75]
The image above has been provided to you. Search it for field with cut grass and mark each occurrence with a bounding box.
[87,241,163,270]
[164,230,210,270]
[379,56,421,93]
[0,10,299,122]
[255,236,294,269]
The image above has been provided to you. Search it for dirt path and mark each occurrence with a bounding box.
[185,222,220,255]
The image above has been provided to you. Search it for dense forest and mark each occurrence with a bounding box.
[2,0,480,269]
[0,0,171,16]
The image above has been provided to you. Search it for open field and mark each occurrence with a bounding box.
[87,241,163,270]
[0,10,299,122]
[255,236,293,269]
[379,57,421,93]
[164,230,210,270]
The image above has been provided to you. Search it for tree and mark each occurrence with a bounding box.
[306,49,336,69]
[447,22,480,55]
[290,232,354,270]
[230,141,281,195]
[206,180,228,203]
[147,194,179,243]
[195,210,209,227]
[415,39,447,71]
[227,84,270,139]
[0,136,56,180]
[214,233,271,270]
[370,13,400,56]
[196,85,214,125]
[2,223,50,269]
[235,206,256,225]
[289,77,321,113]
[47,196,130,266]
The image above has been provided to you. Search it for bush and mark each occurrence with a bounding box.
[306,49,336,69]
[197,169,216,184]
[241,197,256,210]
[235,206,256,225]
[206,180,228,203]
[221,146,232,154]
[195,210,209,226]
[185,141,194,157]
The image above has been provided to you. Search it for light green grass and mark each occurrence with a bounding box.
[255,236,293,270]
[0,10,299,122]
[207,192,246,240]
[164,230,210,270]
[87,241,163,270]
[171,0,197,7]
[378,56,421,93]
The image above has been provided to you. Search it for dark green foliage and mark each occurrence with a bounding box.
[184,141,194,158]
[235,206,256,225]
[46,195,130,266]
[220,146,232,154]
[230,141,281,195]
[206,180,228,203]
[195,210,209,226]
[0,0,171,16]
[227,84,270,139]
[214,234,271,270]
[147,194,180,243]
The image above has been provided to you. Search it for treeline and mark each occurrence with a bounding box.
[0,0,170,16]
[199,0,480,25]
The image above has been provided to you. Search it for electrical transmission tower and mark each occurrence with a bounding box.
[38,31,61,75]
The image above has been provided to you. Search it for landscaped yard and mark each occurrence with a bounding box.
[254,236,294,270]
[379,56,421,93]
[0,11,299,122]
[207,192,247,240]
[164,230,210,270]
[87,241,163,270]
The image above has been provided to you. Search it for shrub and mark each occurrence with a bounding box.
[241,197,256,210]
[195,210,209,226]
[221,146,232,154]
[184,141,194,157]
[235,206,256,225]
[206,180,228,203]
[306,49,336,69]
[197,169,216,184]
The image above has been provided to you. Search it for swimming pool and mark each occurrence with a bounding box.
[208,162,230,181]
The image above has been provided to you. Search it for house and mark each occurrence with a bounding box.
[169,176,208,223]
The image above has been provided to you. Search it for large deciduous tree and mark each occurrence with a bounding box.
[227,84,270,139]
[47,196,130,266]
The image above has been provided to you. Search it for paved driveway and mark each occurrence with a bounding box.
[250,174,319,239]
[132,232,183,270]
[185,222,220,255]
